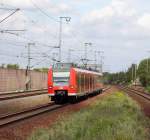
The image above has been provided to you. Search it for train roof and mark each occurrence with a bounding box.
[53,63,74,72]
[73,68,102,76]
[52,63,103,76]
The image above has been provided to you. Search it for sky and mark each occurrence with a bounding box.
[0,0,150,72]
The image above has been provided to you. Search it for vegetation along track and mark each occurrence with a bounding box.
[0,89,48,101]
[0,87,110,128]
[0,102,68,127]
[118,86,150,117]
[118,86,150,101]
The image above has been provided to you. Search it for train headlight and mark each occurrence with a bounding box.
[70,85,74,89]
[49,86,53,89]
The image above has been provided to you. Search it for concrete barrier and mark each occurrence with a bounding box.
[0,68,47,92]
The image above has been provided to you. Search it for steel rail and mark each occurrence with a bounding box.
[127,87,150,96]
[118,86,150,101]
[0,89,48,101]
[102,86,111,92]
[0,88,47,96]
[0,102,68,127]
[0,87,110,127]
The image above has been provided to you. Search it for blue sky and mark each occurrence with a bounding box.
[0,0,150,72]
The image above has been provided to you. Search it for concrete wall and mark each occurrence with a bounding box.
[0,68,47,92]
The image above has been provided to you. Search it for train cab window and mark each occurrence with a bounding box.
[53,72,70,86]
[53,77,69,86]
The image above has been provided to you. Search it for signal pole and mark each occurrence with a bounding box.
[135,64,137,85]
[68,49,75,63]
[94,51,97,70]
[97,51,104,73]
[84,42,92,68]
[58,16,71,62]
[52,52,58,66]
[132,65,134,83]
[26,43,35,90]
[27,43,35,72]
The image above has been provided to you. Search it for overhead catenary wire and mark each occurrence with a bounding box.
[0,4,57,68]
[0,38,30,47]
[1,1,83,50]
[30,0,59,23]
[29,0,70,24]
[0,8,20,24]
[0,7,18,11]
[31,45,62,68]
[0,29,26,32]
[23,15,58,39]
[1,2,59,39]
[30,55,53,68]
[1,30,58,49]
[0,6,58,49]
[0,1,91,69]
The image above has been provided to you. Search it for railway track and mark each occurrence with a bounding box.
[118,86,150,101]
[0,89,48,101]
[103,86,111,92]
[0,87,111,127]
[0,102,68,127]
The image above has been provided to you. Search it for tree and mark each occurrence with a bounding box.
[7,64,19,69]
[138,59,150,87]
[41,68,49,73]
[33,68,49,73]
[126,64,137,83]
[103,64,137,85]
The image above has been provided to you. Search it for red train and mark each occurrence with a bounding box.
[48,63,103,103]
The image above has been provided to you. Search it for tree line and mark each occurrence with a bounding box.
[0,64,49,73]
[103,58,150,88]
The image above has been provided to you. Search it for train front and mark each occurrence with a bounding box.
[48,63,76,103]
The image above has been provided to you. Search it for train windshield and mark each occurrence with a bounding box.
[53,72,70,86]
[53,77,69,86]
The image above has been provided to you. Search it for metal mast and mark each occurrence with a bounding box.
[84,42,92,68]
[58,16,71,62]
[26,43,35,90]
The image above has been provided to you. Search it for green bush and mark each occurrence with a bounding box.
[145,86,150,93]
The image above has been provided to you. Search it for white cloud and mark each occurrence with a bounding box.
[1,0,32,9]
[80,0,150,41]
[111,0,136,17]
[1,0,150,72]
[137,13,150,30]
[82,0,136,24]
[1,0,72,14]
[82,6,114,24]
[53,3,72,14]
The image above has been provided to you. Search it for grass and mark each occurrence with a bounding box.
[28,92,150,140]
[145,86,150,93]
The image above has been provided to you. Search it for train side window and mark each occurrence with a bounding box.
[83,74,86,92]
[78,73,81,93]
[81,73,84,92]
[79,73,81,93]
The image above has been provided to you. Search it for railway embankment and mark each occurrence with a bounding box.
[0,94,50,117]
[28,92,150,140]
[0,86,113,140]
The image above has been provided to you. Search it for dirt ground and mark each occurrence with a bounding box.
[0,87,117,140]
